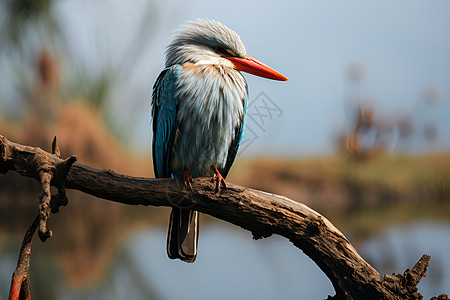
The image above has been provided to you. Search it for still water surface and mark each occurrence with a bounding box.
[1,220,448,299]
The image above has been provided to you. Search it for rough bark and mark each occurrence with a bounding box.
[1,134,446,300]
[8,216,38,300]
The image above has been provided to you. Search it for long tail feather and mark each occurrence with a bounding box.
[167,208,199,263]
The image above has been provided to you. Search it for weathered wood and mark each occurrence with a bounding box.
[0,134,438,299]
[9,215,39,300]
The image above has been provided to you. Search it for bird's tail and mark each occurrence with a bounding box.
[167,208,199,263]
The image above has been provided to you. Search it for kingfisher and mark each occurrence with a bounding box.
[152,19,287,263]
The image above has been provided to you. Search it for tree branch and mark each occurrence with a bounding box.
[0,134,443,299]
[8,215,39,300]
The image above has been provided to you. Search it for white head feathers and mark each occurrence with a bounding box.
[165,19,247,67]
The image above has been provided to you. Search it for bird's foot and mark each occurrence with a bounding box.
[212,167,227,193]
[183,169,193,191]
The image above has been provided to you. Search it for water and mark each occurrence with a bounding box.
[361,221,450,299]
[0,220,448,299]
[121,224,334,300]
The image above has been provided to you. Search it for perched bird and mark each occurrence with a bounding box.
[152,19,287,263]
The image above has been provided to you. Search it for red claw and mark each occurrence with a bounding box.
[183,169,193,190]
[212,167,227,192]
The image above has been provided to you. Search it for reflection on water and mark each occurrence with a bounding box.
[123,224,333,300]
[0,220,448,299]
[361,221,450,300]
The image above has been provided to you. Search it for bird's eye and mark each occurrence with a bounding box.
[215,45,225,53]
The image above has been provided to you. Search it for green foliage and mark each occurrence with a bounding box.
[66,68,115,111]
[338,154,450,192]
[0,0,61,52]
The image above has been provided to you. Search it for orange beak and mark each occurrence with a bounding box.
[225,54,288,81]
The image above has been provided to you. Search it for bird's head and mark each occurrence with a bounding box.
[166,19,287,81]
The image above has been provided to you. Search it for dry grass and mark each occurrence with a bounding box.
[228,152,450,214]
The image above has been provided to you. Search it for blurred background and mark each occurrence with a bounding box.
[0,0,449,299]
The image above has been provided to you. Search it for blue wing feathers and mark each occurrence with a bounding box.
[152,65,183,178]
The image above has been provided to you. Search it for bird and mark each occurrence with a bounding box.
[152,19,287,263]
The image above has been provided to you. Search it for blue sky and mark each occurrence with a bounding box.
[1,0,449,157]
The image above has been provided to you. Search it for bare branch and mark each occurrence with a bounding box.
[51,136,60,157]
[9,215,39,300]
[38,170,53,241]
[0,134,440,299]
